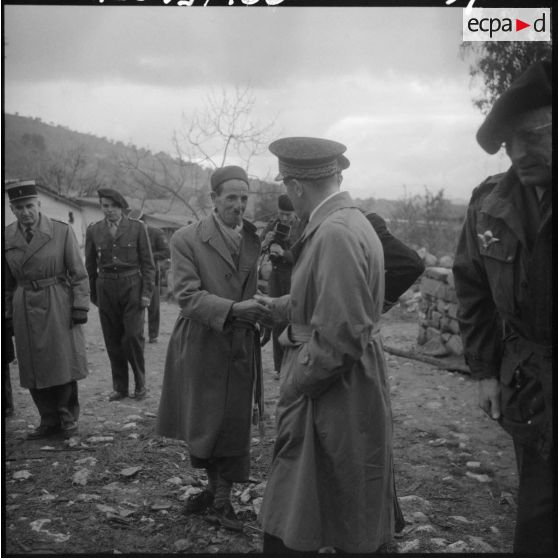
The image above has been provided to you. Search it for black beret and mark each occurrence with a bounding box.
[97,188,129,210]
[477,61,552,154]
[269,137,350,181]
[277,194,294,211]
[210,166,249,191]
[7,181,38,202]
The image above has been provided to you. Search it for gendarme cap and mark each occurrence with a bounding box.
[97,188,129,210]
[477,61,552,154]
[269,137,350,181]
[210,166,249,192]
[7,181,39,202]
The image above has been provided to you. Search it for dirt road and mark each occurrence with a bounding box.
[4,302,517,553]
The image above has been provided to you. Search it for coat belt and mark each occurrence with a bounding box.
[18,275,66,291]
[98,269,140,279]
[287,323,313,343]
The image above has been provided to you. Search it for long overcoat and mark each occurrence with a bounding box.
[260,192,395,552]
[156,214,261,463]
[4,214,89,389]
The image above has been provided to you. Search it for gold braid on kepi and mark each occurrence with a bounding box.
[269,136,350,181]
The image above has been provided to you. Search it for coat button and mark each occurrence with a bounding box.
[521,281,528,289]
[301,354,309,364]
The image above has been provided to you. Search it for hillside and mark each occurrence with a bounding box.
[3,113,466,230]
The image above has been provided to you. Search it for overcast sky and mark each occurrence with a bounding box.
[3,4,510,201]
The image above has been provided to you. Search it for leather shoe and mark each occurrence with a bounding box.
[183,490,214,515]
[108,391,127,401]
[62,422,78,437]
[26,425,61,440]
[133,387,147,400]
[206,501,243,531]
[148,337,158,343]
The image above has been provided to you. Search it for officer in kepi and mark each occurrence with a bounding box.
[85,189,155,401]
[5,182,90,439]
[453,61,552,554]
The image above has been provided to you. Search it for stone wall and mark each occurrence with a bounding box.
[417,267,464,357]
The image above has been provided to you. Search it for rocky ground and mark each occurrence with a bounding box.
[3,302,517,554]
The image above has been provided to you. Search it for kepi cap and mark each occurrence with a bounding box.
[210,165,249,192]
[7,181,39,202]
[477,61,552,154]
[98,188,129,210]
[269,137,350,181]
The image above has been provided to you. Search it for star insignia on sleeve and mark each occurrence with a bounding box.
[477,230,500,250]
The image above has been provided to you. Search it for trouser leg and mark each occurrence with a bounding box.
[147,281,160,340]
[97,278,129,394]
[121,276,146,391]
[271,326,284,372]
[55,380,79,426]
[512,440,553,554]
[29,386,60,427]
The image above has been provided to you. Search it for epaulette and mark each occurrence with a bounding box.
[51,218,69,226]
[469,172,505,204]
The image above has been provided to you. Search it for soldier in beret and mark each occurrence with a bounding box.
[85,189,155,401]
[259,194,304,376]
[128,209,170,344]
[4,182,90,439]
[453,61,552,553]
[256,137,397,553]
[156,165,271,531]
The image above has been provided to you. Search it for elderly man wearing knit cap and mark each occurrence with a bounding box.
[453,61,552,553]
[156,165,271,531]
[259,194,304,376]
[85,188,155,402]
[256,137,397,553]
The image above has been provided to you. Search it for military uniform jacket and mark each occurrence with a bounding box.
[84,216,155,302]
[155,215,261,460]
[453,168,552,456]
[4,215,89,389]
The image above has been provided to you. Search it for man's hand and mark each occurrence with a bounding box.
[478,378,501,420]
[261,231,276,251]
[231,299,271,326]
[140,296,151,309]
[71,308,88,326]
[269,243,285,258]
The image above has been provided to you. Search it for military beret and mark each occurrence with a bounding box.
[7,181,39,202]
[97,188,129,210]
[210,165,249,191]
[269,137,350,181]
[277,194,294,211]
[477,61,552,154]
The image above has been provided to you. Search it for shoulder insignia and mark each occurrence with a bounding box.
[51,218,69,226]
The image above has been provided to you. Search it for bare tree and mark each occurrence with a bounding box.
[118,85,279,219]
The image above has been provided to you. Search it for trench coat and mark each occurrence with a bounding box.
[156,214,261,464]
[260,192,395,552]
[4,215,89,389]
[453,168,552,458]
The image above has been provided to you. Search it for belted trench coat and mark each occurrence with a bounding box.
[260,192,395,552]
[4,215,89,389]
[156,215,261,466]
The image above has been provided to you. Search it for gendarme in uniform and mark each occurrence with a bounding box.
[85,188,155,401]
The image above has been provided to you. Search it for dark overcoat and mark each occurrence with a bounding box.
[156,215,261,460]
[4,215,89,389]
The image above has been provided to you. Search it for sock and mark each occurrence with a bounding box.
[206,467,218,495]
[214,474,232,508]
